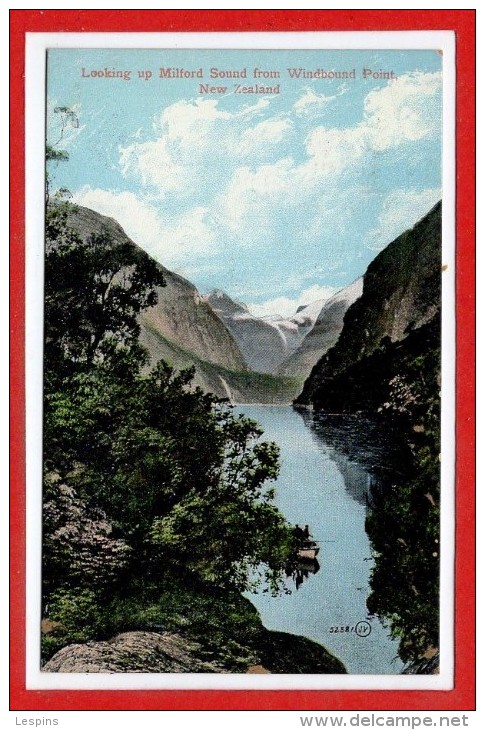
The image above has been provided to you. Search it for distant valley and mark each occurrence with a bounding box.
[66,202,441,412]
[206,289,326,374]
[67,206,325,403]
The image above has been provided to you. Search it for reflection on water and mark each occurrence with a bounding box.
[285,558,320,590]
[237,405,404,675]
[300,411,410,487]
[326,448,373,506]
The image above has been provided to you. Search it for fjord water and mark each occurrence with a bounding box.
[236,405,404,675]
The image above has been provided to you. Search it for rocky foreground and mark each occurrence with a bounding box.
[43,628,347,674]
[43,631,226,673]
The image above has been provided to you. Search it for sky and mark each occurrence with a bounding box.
[47,48,442,317]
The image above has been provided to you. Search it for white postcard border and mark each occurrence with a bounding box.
[25,30,456,691]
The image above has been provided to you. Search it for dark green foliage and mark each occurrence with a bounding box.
[365,332,440,664]
[308,314,440,415]
[42,203,296,666]
[297,202,441,404]
[366,476,440,664]
[46,145,69,162]
[41,588,104,659]
[45,203,166,378]
[258,630,346,674]
[293,202,442,668]
[45,351,294,590]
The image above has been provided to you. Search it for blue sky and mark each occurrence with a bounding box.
[47,48,442,317]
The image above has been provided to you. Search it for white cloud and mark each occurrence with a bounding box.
[221,157,296,233]
[304,125,368,177]
[73,187,165,257]
[302,71,442,177]
[111,72,442,254]
[293,87,338,116]
[239,116,292,154]
[120,135,188,196]
[367,187,442,251]
[247,284,336,318]
[73,71,442,301]
[234,98,271,117]
[157,99,232,148]
[73,186,219,265]
[218,71,442,233]
[162,206,219,260]
[119,99,234,198]
[363,71,442,151]
[118,97,282,200]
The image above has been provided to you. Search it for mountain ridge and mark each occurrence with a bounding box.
[278,278,363,380]
[296,202,441,409]
[67,205,248,373]
[65,205,301,403]
[206,289,328,374]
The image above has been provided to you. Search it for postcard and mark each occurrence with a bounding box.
[12,15,475,712]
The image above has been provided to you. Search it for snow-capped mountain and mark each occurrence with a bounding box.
[277,278,364,379]
[206,289,328,374]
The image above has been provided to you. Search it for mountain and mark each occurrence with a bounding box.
[67,206,246,369]
[277,278,363,380]
[66,206,300,403]
[293,204,442,670]
[206,289,326,374]
[296,202,441,410]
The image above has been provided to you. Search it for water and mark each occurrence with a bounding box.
[236,405,404,675]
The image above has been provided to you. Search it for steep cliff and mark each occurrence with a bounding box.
[64,206,301,403]
[296,202,441,409]
[278,278,363,380]
[67,206,247,372]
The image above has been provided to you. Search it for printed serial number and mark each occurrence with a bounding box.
[329,621,372,637]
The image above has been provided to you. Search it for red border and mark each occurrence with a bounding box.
[10,9,476,711]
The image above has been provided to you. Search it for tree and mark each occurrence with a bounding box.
[150,401,293,592]
[43,472,132,598]
[45,105,77,204]
[44,350,293,592]
[365,332,441,665]
[44,204,165,379]
[43,206,293,607]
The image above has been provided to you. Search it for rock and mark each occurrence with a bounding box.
[42,631,227,673]
[42,624,347,674]
[41,619,63,635]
